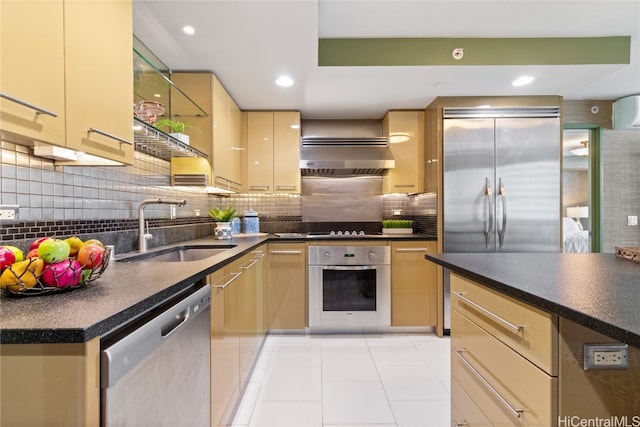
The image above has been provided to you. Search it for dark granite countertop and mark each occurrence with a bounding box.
[425,253,640,348]
[0,233,437,345]
[0,236,269,344]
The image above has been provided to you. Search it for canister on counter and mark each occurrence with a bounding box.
[242,209,260,234]
[230,217,241,235]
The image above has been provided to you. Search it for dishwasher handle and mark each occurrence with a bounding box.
[101,284,211,389]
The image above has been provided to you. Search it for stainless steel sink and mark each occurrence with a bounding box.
[117,245,236,263]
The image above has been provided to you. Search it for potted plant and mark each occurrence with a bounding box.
[382,219,414,235]
[154,118,200,145]
[209,206,238,240]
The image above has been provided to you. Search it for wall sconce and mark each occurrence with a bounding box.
[389,132,411,143]
[567,206,589,230]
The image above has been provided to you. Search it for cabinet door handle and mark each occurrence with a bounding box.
[396,248,428,253]
[451,291,523,332]
[453,420,468,427]
[212,271,242,289]
[88,127,133,145]
[393,184,416,188]
[270,250,302,255]
[0,92,58,117]
[241,258,260,270]
[275,185,297,191]
[249,185,270,191]
[453,347,524,419]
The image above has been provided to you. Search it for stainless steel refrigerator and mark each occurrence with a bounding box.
[442,106,561,330]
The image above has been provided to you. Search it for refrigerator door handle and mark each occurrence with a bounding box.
[484,177,493,248]
[497,177,507,247]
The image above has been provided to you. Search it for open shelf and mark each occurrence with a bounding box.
[133,117,208,160]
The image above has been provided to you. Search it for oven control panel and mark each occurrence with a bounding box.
[308,246,390,266]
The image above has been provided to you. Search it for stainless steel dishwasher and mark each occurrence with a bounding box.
[101,284,211,427]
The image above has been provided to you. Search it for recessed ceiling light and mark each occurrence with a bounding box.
[512,76,534,87]
[181,25,196,36]
[153,93,162,98]
[275,76,294,87]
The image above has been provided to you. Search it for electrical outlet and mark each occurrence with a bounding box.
[584,344,628,370]
[628,215,638,226]
[0,206,19,221]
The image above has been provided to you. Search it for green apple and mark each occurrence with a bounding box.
[37,239,71,264]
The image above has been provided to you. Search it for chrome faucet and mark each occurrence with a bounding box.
[138,198,186,252]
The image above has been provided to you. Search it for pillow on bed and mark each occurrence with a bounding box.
[563,217,581,235]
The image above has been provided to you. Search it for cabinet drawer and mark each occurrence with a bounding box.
[451,376,492,427]
[452,308,557,426]
[451,273,558,375]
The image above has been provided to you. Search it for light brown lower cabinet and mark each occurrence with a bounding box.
[0,338,101,427]
[451,308,557,426]
[390,240,437,327]
[267,243,306,330]
[450,272,558,426]
[450,272,640,426]
[210,246,266,427]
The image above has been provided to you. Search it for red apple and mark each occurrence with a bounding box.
[26,248,39,259]
[0,247,16,272]
[3,245,24,262]
[37,239,71,264]
[77,244,105,269]
[29,237,53,252]
[40,259,82,288]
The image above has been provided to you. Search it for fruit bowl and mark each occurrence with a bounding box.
[0,247,111,297]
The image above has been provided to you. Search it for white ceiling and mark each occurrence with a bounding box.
[132,0,640,119]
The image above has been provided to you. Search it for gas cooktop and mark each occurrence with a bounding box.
[273,231,383,238]
[306,231,383,237]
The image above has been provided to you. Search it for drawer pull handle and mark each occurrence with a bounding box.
[453,347,524,419]
[213,271,242,289]
[453,421,468,427]
[396,248,428,252]
[88,127,133,145]
[451,291,523,332]
[270,250,302,255]
[0,92,58,117]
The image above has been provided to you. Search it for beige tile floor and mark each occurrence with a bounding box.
[231,333,451,427]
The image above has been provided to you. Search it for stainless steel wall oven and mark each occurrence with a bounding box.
[308,245,390,332]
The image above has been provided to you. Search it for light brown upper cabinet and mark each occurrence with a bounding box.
[383,111,425,194]
[0,0,66,147]
[169,73,242,188]
[1,0,134,165]
[245,111,301,193]
[64,0,134,165]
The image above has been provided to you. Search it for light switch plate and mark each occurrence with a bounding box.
[628,215,638,226]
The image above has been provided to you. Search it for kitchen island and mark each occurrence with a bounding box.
[426,252,640,424]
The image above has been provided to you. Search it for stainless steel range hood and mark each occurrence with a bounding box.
[299,120,395,176]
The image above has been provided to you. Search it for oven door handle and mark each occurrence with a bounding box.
[322,265,378,271]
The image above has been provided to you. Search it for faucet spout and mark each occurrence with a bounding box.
[138,198,187,252]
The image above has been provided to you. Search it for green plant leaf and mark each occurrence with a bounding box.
[209,206,238,222]
[154,118,201,134]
